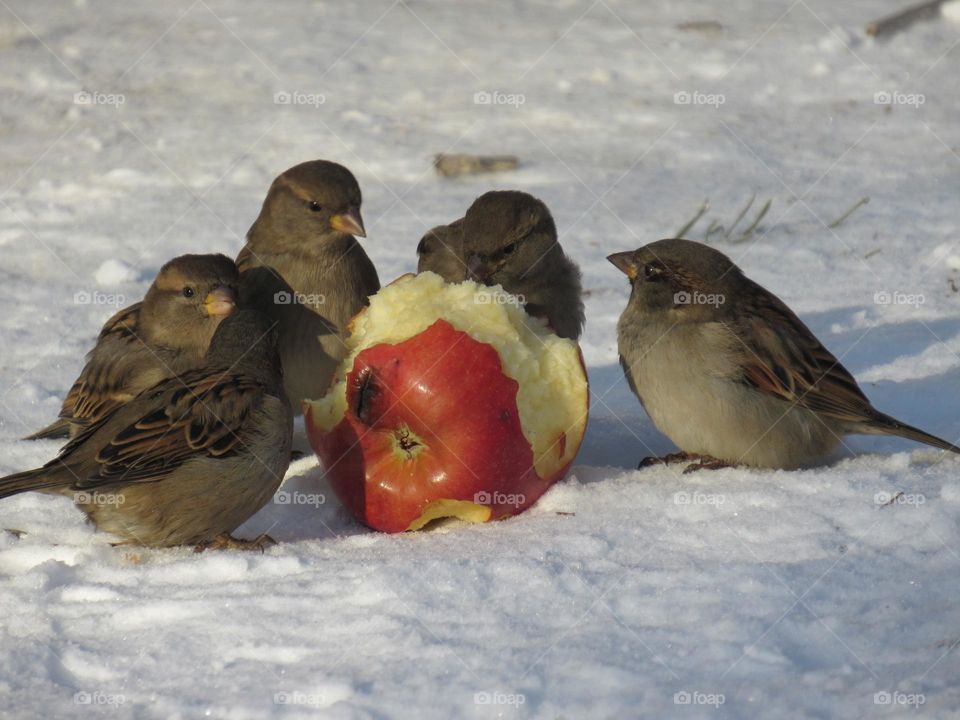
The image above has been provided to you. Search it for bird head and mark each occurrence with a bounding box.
[141,253,240,353]
[248,160,365,252]
[607,239,741,322]
[460,190,558,287]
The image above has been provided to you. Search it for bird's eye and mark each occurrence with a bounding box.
[182,287,195,298]
[644,263,665,281]
[502,243,517,256]
[308,201,323,212]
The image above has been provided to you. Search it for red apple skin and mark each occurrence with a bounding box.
[306,319,576,533]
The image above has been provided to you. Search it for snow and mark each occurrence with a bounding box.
[1,0,959,717]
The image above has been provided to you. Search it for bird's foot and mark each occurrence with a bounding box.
[682,455,733,474]
[194,533,276,553]
[638,451,699,469]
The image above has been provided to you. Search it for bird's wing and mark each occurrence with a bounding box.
[62,368,266,487]
[235,244,262,274]
[59,303,147,427]
[729,278,875,424]
[97,302,142,341]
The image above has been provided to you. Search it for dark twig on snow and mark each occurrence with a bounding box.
[434,153,519,177]
[675,197,772,243]
[828,197,870,229]
[866,0,945,38]
[675,199,709,239]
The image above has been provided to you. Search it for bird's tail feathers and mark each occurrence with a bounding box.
[0,468,64,499]
[866,412,960,454]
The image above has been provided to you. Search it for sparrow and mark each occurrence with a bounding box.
[609,238,960,471]
[26,254,238,441]
[237,160,380,410]
[416,218,465,280]
[0,309,292,549]
[455,190,584,340]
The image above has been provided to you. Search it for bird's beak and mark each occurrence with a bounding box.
[204,285,237,317]
[330,207,366,238]
[466,253,490,284]
[607,251,638,280]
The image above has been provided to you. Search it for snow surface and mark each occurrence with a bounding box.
[1,0,960,717]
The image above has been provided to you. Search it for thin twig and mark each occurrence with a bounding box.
[675,199,709,238]
[725,194,755,239]
[828,197,870,229]
[705,219,723,241]
[730,198,771,243]
[867,0,945,38]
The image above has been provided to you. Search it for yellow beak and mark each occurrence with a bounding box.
[607,251,638,280]
[330,207,366,238]
[204,286,237,317]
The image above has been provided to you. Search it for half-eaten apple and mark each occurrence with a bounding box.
[304,272,589,533]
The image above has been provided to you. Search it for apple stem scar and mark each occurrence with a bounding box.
[394,426,424,458]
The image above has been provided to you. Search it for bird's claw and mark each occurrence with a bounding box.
[194,532,277,553]
[682,456,732,474]
[638,451,698,469]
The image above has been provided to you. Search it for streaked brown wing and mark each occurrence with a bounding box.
[98,302,142,342]
[59,302,145,425]
[733,278,874,424]
[70,369,265,487]
[235,244,260,274]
